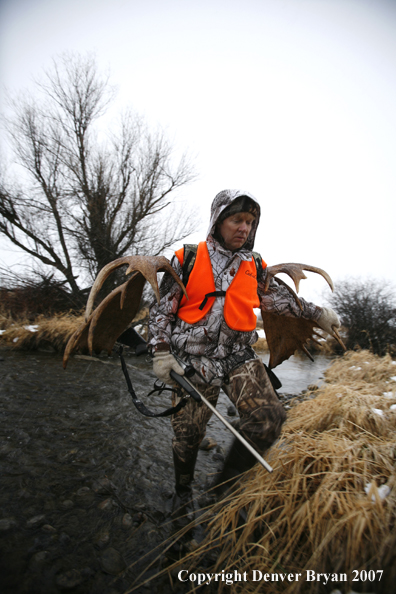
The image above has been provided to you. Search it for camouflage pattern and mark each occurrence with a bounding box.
[149,189,320,469]
[148,190,321,385]
[171,358,286,464]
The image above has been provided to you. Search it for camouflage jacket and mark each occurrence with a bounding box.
[148,190,321,384]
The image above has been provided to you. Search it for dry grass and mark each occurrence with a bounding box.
[0,313,84,352]
[253,337,269,351]
[181,350,396,593]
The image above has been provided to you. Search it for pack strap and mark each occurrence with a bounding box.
[199,290,226,310]
[182,244,198,287]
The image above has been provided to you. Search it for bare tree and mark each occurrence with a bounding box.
[0,53,197,301]
[326,277,396,355]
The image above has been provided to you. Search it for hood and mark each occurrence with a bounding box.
[207,189,261,252]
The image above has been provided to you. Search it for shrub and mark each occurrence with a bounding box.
[326,278,396,356]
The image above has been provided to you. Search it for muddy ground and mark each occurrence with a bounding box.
[4,345,296,593]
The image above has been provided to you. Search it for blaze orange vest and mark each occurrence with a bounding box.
[175,241,266,331]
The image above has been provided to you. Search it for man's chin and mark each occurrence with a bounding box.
[228,240,247,250]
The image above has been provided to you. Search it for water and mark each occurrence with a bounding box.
[258,352,334,394]
[0,347,335,593]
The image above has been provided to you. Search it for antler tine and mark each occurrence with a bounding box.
[127,256,188,305]
[331,326,347,351]
[265,263,334,293]
[85,257,132,321]
[85,255,188,321]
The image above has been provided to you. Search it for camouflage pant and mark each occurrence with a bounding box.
[171,358,287,465]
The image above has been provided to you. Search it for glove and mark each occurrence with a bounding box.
[317,307,341,337]
[153,351,185,384]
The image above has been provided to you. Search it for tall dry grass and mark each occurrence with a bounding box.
[177,350,396,593]
[0,313,84,352]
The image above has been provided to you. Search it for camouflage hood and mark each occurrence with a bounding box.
[207,189,261,252]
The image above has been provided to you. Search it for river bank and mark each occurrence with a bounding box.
[0,346,331,593]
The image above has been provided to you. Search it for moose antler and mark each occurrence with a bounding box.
[264,263,334,307]
[63,256,187,368]
[262,263,344,368]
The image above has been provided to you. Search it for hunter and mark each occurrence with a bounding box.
[148,189,340,525]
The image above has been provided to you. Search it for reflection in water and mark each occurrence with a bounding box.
[259,352,334,394]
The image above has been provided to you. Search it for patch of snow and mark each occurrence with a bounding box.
[390,404,396,411]
[349,366,355,369]
[392,361,396,365]
[376,485,390,499]
[24,325,39,332]
[13,337,19,343]
[0,329,5,335]
[383,391,394,398]
[257,329,265,338]
[372,408,384,416]
[390,376,396,382]
[336,393,343,398]
[365,482,391,502]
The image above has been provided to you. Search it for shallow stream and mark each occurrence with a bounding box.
[0,347,333,593]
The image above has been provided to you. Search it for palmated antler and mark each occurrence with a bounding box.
[63,256,187,368]
[262,263,344,368]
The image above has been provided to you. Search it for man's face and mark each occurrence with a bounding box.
[217,212,255,251]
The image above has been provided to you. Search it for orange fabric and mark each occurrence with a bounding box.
[175,247,184,265]
[176,242,216,323]
[223,259,260,330]
[176,242,265,331]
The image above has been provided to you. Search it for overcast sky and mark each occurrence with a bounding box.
[1,0,395,303]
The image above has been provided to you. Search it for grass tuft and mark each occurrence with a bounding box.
[183,350,396,593]
[0,312,84,352]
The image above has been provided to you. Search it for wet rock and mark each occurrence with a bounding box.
[132,512,146,526]
[212,452,225,462]
[41,524,57,533]
[307,384,319,392]
[26,514,46,529]
[97,497,116,510]
[76,486,91,496]
[92,477,114,494]
[29,550,51,570]
[122,513,133,528]
[199,437,217,450]
[0,518,17,531]
[94,530,110,548]
[56,568,84,590]
[60,499,74,509]
[134,503,147,511]
[44,498,57,512]
[59,532,72,547]
[160,488,173,500]
[227,404,237,416]
[100,547,126,575]
[76,486,94,506]
[81,567,95,579]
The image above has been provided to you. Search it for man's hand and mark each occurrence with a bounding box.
[153,352,185,384]
[317,307,341,337]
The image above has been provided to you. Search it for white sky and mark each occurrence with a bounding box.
[1,0,395,302]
